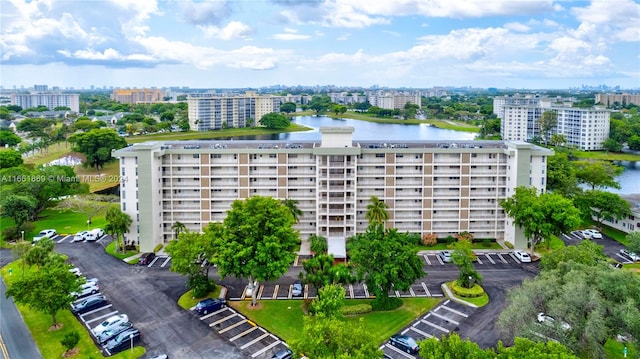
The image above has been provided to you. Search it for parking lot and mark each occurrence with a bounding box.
[561,230,637,263]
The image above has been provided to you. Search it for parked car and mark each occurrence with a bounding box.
[96,321,133,344]
[389,334,419,354]
[148,355,168,359]
[71,295,107,314]
[581,229,603,239]
[513,250,532,263]
[270,348,293,359]
[195,298,226,315]
[72,231,89,242]
[438,250,452,263]
[537,312,571,331]
[86,228,105,241]
[138,252,156,266]
[291,280,303,297]
[104,327,141,354]
[620,249,640,262]
[71,282,99,298]
[84,277,99,287]
[33,229,57,243]
[92,314,129,336]
[69,267,82,277]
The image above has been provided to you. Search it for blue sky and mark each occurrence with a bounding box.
[1,0,639,89]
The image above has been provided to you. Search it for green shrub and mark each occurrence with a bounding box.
[188,274,215,298]
[309,234,328,255]
[504,241,514,249]
[61,330,80,351]
[372,296,402,311]
[451,281,485,298]
[341,304,372,315]
[153,243,163,253]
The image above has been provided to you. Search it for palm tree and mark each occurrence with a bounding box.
[171,221,187,240]
[105,207,133,253]
[366,195,389,224]
[282,199,303,223]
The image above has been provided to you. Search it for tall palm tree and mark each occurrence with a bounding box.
[282,199,303,223]
[105,207,133,253]
[171,221,188,240]
[366,195,389,224]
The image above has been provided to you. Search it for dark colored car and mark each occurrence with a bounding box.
[138,252,156,266]
[291,280,303,297]
[389,334,419,354]
[96,321,133,344]
[270,348,293,359]
[104,327,141,354]
[195,298,226,315]
[71,295,107,314]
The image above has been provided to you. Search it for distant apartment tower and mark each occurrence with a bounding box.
[111,88,167,104]
[595,93,640,107]
[187,92,283,131]
[368,92,421,110]
[113,127,552,252]
[11,92,80,112]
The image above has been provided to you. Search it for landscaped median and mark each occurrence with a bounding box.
[443,281,489,308]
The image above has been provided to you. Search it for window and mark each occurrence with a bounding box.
[193,154,199,159]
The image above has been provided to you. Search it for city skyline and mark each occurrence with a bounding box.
[1,0,639,90]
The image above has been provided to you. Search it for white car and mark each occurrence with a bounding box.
[438,250,452,263]
[69,267,82,277]
[72,231,89,242]
[33,229,57,243]
[581,229,602,239]
[537,312,571,331]
[86,228,105,242]
[92,314,129,336]
[620,249,640,262]
[514,250,532,263]
[71,283,99,298]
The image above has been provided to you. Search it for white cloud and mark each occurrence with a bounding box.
[199,21,252,40]
[504,22,530,33]
[272,33,312,40]
[336,33,351,41]
[178,0,230,26]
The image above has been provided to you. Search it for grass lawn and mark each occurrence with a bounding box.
[105,240,139,260]
[23,142,76,166]
[418,241,504,251]
[604,338,638,359]
[1,261,146,359]
[535,235,566,256]
[563,149,640,162]
[230,297,441,345]
[177,287,222,309]
[74,161,121,193]
[125,124,312,143]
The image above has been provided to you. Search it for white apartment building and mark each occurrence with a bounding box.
[368,92,421,110]
[187,93,283,131]
[114,127,552,253]
[11,92,80,112]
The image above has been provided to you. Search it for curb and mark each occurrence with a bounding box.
[440,283,478,308]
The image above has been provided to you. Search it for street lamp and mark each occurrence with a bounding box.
[21,230,24,242]
[130,333,134,352]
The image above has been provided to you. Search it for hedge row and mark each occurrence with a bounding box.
[451,281,485,298]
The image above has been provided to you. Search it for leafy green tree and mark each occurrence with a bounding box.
[0,130,22,147]
[402,103,420,119]
[54,194,117,225]
[309,234,328,255]
[310,284,345,317]
[282,198,302,223]
[309,95,331,114]
[72,118,101,132]
[292,315,383,359]
[16,118,56,138]
[61,331,80,352]
[10,240,33,278]
[166,229,217,282]
[574,160,623,191]
[171,221,188,240]
[626,231,640,255]
[501,187,581,254]
[300,254,354,291]
[540,239,606,271]
[348,224,424,309]
[5,261,81,327]
[280,102,297,114]
[216,196,299,306]
[602,138,623,152]
[574,190,630,227]
[549,133,566,147]
[628,135,640,151]
[546,153,580,197]
[104,207,132,253]
[451,239,482,289]
[419,333,494,358]
[365,195,389,224]
[259,112,290,129]
[160,111,174,122]
[495,337,579,358]
[0,194,36,239]
[538,111,557,144]
[330,104,347,115]
[68,128,127,170]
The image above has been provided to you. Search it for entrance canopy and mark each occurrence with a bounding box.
[327,237,347,259]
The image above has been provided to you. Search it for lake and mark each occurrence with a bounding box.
[183,115,640,195]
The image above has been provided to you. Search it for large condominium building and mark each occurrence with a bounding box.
[595,93,640,107]
[111,88,167,104]
[495,96,610,151]
[114,127,552,253]
[11,92,80,112]
[187,92,282,131]
[368,92,421,110]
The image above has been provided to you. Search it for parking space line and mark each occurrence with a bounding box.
[256,285,264,300]
[349,284,354,299]
[508,253,520,263]
[484,254,496,264]
[147,257,159,267]
[250,337,280,358]
[407,326,433,339]
[421,318,450,333]
[84,311,118,325]
[430,311,459,325]
[272,285,279,299]
[57,235,71,244]
[475,255,483,264]
[200,307,228,320]
[409,287,415,297]
[496,253,508,264]
[210,313,238,327]
[161,257,171,267]
[230,326,258,342]
[79,304,113,318]
[423,254,431,265]
[441,304,469,318]
[218,319,248,334]
[421,282,431,297]
[363,283,370,297]
[616,254,633,263]
[240,332,270,350]
[436,255,444,265]
[293,256,299,266]
[384,343,416,358]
